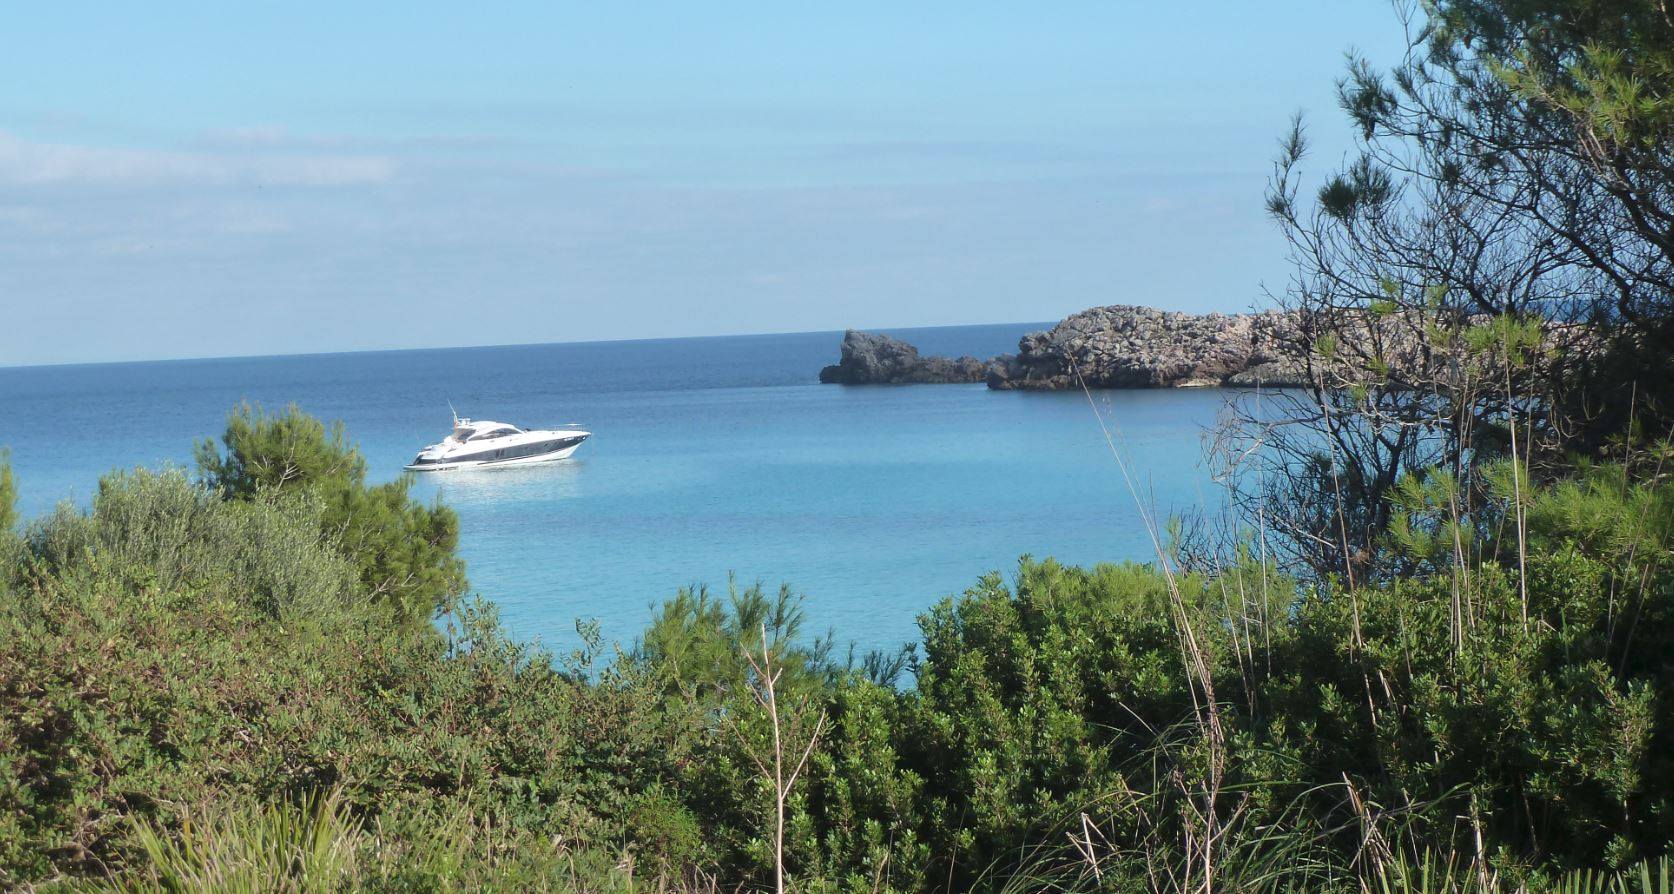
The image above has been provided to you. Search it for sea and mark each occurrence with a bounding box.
[0,324,1237,657]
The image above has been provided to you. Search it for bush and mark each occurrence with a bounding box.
[22,468,358,621]
[0,450,16,535]
[196,402,466,621]
[0,460,689,886]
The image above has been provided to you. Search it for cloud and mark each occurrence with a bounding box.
[192,125,529,157]
[196,125,304,148]
[0,131,394,187]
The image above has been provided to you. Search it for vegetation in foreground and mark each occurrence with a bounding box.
[6,0,1674,889]
[0,403,1671,892]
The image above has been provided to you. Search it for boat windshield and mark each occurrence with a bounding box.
[469,426,520,441]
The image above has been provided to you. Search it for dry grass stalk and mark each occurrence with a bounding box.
[724,622,828,894]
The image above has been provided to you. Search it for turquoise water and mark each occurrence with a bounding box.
[0,324,1231,655]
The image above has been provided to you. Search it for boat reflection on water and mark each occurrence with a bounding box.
[422,456,588,509]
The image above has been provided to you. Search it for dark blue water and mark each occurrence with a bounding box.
[0,324,1231,655]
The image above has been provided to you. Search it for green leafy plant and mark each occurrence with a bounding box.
[195,402,467,621]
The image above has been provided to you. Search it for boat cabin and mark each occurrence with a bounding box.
[451,419,523,443]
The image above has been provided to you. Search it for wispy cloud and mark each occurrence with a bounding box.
[193,125,510,155]
[0,131,394,187]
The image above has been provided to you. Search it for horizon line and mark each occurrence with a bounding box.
[0,318,1057,373]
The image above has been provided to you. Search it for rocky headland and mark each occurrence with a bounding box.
[986,305,1307,390]
[818,329,992,384]
[819,306,1311,389]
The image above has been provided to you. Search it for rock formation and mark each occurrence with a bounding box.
[983,305,1307,390]
[824,304,1586,391]
[818,330,990,384]
[820,310,1315,389]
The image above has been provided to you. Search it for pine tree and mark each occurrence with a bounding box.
[196,402,466,621]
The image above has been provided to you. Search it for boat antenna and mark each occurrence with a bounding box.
[448,400,459,427]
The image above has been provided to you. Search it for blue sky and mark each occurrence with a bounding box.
[0,2,1410,365]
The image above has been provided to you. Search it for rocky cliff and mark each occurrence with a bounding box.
[985,305,1307,390]
[817,329,991,384]
[823,305,1586,391]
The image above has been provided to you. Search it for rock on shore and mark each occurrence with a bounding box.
[818,329,990,384]
[984,305,1307,390]
[823,304,1587,391]
[819,308,1316,389]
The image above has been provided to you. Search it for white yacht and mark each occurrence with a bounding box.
[405,416,590,471]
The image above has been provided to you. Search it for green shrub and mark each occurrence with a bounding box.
[22,467,358,621]
[195,402,466,621]
[0,449,16,535]
[0,474,689,886]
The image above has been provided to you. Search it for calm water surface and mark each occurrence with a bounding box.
[0,324,1233,655]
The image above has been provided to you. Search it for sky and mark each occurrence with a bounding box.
[0,2,1413,366]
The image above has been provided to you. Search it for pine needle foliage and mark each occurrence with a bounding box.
[195,402,467,621]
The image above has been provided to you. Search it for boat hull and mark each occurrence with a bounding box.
[404,440,585,472]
